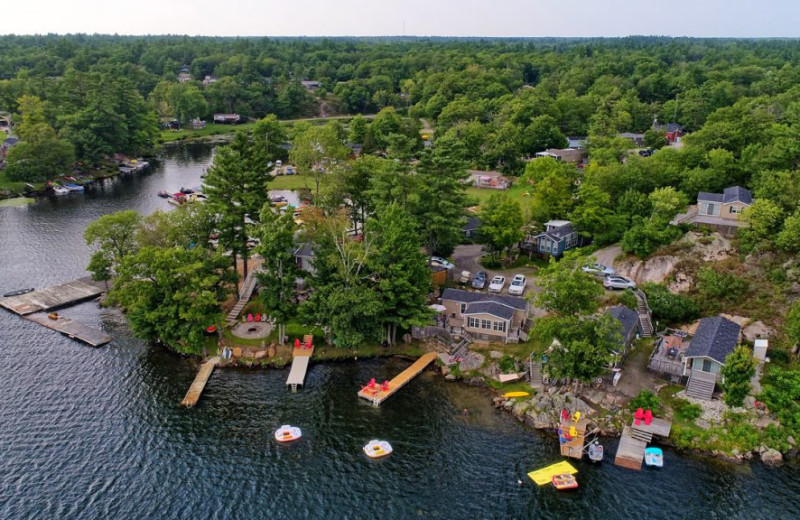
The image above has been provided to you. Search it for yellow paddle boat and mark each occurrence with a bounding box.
[363,439,393,459]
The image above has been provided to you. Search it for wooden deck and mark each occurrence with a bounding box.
[357,352,438,406]
[0,278,105,315]
[181,357,221,407]
[632,417,672,438]
[286,346,314,390]
[25,313,111,347]
[559,418,589,459]
[614,426,648,471]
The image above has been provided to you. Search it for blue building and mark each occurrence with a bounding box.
[530,220,583,257]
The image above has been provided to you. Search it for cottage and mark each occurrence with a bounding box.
[466,170,510,190]
[202,75,217,86]
[293,243,315,274]
[653,122,684,143]
[618,132,646,147]
[672,186,753,236]
[534,148,586,164]
[527,220,583,257]
[440,288,529,343]
[605,305,641,365]
[683,316,741,400]
[213,113,242,124]
[301,80,321,90]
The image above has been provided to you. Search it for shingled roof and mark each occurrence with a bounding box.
[685,316,741,364]
[722,186,752,205]
[462,301,514,320]
[441,288,528,311]
[605,305,639,344]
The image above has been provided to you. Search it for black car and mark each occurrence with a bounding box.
[471,270,487,289]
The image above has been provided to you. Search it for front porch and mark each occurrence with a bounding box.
[648,332,690,382]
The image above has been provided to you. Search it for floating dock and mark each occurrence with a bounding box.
[357,352,438,406]
[559,416,590,459]
[614,417,672,471]
[25,312,111,347]
[0,278,105,315]
[527,461,578,485]
[182,357,221,407]
[286,345,314,391]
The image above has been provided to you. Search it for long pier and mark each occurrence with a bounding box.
[181,357,221,407]
[286,345,314,391]
[0,278,111,346]
[357,352,438,406]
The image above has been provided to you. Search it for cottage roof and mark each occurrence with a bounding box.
[697,192,724,203]
[462,301,514,320]
[464,216,480,233]
[685,316,740,364]
[441,288,528,311]
[605,305,639,344]
[723,186,752,205]
[293,243,314,258]
[536,221,574,242]
[2,137,19,147]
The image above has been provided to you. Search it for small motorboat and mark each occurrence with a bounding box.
[157,190,171,198]
[552,474,579,490]
[3,288,34,298]
[274,425,302,443]
[52,186,69,196]
[587,440,604,463]
[363,439,393,459]
[644,447,663,468]
[64,183,84,192]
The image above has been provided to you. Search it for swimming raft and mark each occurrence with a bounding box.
[527,461,578,486]
[363,439,393,459]
[274,425,302,442]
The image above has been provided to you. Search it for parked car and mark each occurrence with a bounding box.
[285,166,295,175]
[430,256,455,270]
[472,271,487,289]
[582,263,616,277]
[276,160,283,167]
[508,274,527,296]
[603,275,637,290]
[488,275,506,293]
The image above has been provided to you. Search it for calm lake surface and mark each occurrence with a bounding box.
[1,143,799,520]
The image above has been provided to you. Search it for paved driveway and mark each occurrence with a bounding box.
[592,244,623,269]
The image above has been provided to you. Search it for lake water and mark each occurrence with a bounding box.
[1,143,799,519]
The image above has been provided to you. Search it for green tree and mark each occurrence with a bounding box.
[776,208,800,252]
[721,346,756,407]
[255,206,299,346]
[535,251,602,316]
[479,194,524,259]
[348,114,369,144]
[640,283,699,324]
[168,83,208,124]
[366,203,432,344]
[644,129,668,149]
[289,122,349,200]
[569,182,624,245]
[535,314,621,382]
[84,210,141,280]
[740,198,785,251]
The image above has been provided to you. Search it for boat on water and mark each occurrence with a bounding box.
[52,186,69,196]
[587,440,604,463]
[552,474,579,490]
[157,190,171,198]
[2,288,34,298]
[274,425,302,442]
[64,183,85,192]
[644,447,663,468]
[363,439,393,459]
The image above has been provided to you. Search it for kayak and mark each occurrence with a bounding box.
[503,391,530,398]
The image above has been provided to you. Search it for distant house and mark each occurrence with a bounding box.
[618,132,646,147]
[466,170,510,190]
[440,288,529,343]
[293,243,315,274]
[202,75,217,86]
[671,186,753,236]
[534,148,586,164]
[653,122,685,143]
[605,305,641,365]
[301,80,321,90]
[213,113,242,124]
[464,216,481,239]
[527,220,584,257]
[567,137,586,149]
[177,65,193,83]
[683,316,741,400]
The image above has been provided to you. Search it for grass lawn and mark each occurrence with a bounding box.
[160,122,258,143]
[0,170,28,193]
[466,183,529,206]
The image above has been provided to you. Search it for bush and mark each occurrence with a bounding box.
[721,346,756,408]
[697,267,748,302]
[673,399,703,422]
[480,257,502,269]
[629,390,661,413]
[499,354,516,374]
[641,282,699,324]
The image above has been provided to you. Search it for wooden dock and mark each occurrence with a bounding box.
[182,357,221,407]
[0,278,105,315]
[559,417,590,459]
[357,352,438,406]
[286,346,314,391]
[614,418,673,471]
[25,312,111,347]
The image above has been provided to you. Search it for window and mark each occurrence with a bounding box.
[729,206,741,214]
[481,319,491,330]
[460,303,466,314]
[493,321,506,332]
[702,359,712,372]
[703,203,716,216]
[467,317,478,328]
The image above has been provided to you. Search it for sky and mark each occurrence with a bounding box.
[3,0,800,38]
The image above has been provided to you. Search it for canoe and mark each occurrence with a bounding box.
[3,288,34,298]
[503,391,530,398]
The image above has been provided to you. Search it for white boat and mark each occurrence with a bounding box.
[52,186,69,196]
[363,439,392,459]
[274,425,302,442]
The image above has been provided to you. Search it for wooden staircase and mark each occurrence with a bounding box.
[225,270,260,325]
[633,289,654,337]
[449,332,472,359]
[529,361,543,388]
[686,371,717,400]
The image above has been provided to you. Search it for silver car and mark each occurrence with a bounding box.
[582,263,616,277]
[603,275,637,290]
